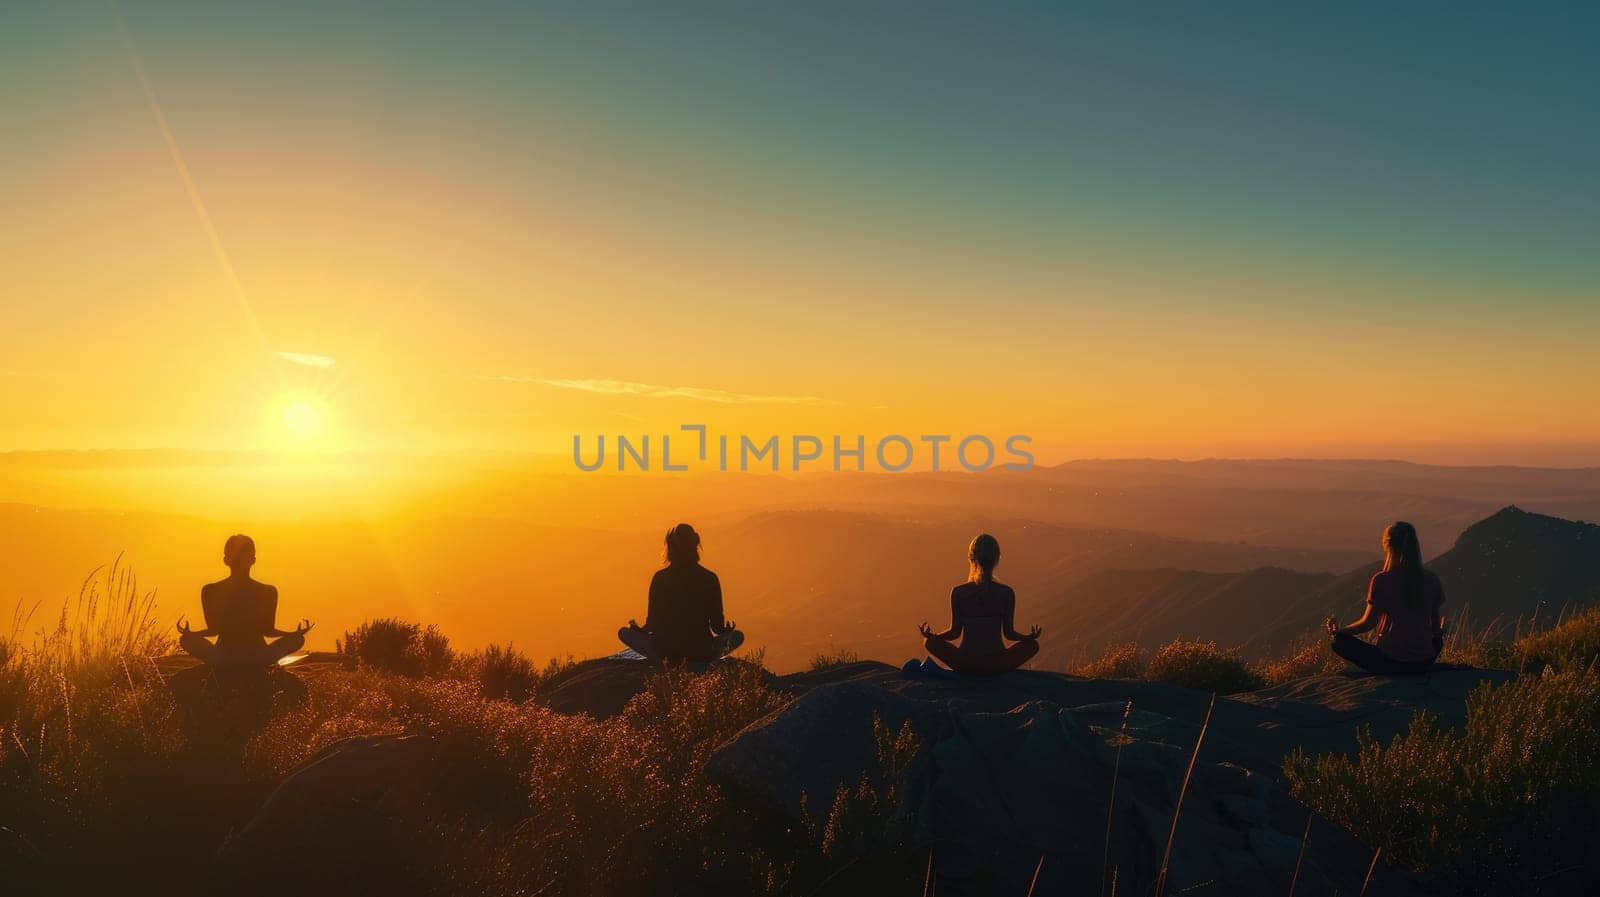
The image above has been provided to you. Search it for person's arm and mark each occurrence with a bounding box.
[1334,605,1379,637]
[636,573,661,633]
[180,587,218,637]
[1001,587,1042,642]
[1432,576,1447,640]
[264,587,308,637]
[1326,576,1381,637]
[708,573,731,634]
[923,589,965,641]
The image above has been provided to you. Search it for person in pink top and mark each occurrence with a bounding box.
[1324,521,1446,675]
[916,534,1043,675]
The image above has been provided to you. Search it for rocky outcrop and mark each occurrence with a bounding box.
[696,663,1513,896]
[218,657,1511,895]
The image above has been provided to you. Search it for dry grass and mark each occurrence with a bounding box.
[0,559,184,857]
[808,646,862,671]
[1142,639,1264,694]
[1253,633,1345,686]
[241,654,924,894]
[1074,642,1146,679]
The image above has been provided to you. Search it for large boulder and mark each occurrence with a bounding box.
[707,672,1450,896]
[706,680,945,819]
[219,734,441,867]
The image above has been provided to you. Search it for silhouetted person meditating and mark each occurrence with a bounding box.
[178,534,313,669]
[916,534,1042,675]
[618,523,744,664]
[1324,521,1446,675]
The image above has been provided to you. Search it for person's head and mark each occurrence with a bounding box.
[1381,521,1425,608]
[1382,521,1421,572]
[663,523,701,566]
[967,533,1001,583]
[223,533,256,573]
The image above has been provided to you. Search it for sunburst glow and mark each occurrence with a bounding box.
[282,399,325,440]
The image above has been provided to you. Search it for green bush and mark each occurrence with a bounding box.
[1285,667,1600,891]
[336,617,454,678]
[1143,639,1264,694]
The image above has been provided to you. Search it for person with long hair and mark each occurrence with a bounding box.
[178,534,313,668]
[619,523,744,664]
[1324,521,1446,674]
[915,533,1042,675]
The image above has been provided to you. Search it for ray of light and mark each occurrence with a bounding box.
[111,0,271,358]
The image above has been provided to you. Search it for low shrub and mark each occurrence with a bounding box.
[1074,642,1146,679]
[451,643,558,702]
[1285,667,1600,892]
[336,618,454,678]
[1143,639,1264,694]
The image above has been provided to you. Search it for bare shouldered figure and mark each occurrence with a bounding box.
[917,534,1042,675]
[179,535,312,669]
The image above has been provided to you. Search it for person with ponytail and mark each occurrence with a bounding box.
[1323,521,1447,675]
[619,523,744,664]
[914,533,1043,675]
[178,534,313,669]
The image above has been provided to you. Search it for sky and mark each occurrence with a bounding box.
[4,2,1599,466]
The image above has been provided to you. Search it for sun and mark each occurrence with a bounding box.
[282,399,325,440]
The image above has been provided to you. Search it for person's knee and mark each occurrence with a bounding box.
[1017,638,1040,662]
[923,637,943,653]
[280,632,305,654]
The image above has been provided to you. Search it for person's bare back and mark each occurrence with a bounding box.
[180,535,312,668]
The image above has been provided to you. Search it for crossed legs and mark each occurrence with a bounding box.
[1330,632,1437,675]
[180,632,304,668]
[924,637,1038,675]
[617,627,744,662]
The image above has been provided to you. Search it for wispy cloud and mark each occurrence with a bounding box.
[487,376,828,405]
[278,352,336,368]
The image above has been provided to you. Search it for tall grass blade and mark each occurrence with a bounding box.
[1100,700,1133,897]
[1287,810,1311,897]
[1025,853,1044,897]
[1155,693,1216,897]
[1358,846,1381,896]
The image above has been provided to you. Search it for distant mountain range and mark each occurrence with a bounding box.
[1033,507,1600,667]
[4,455,1599,670]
